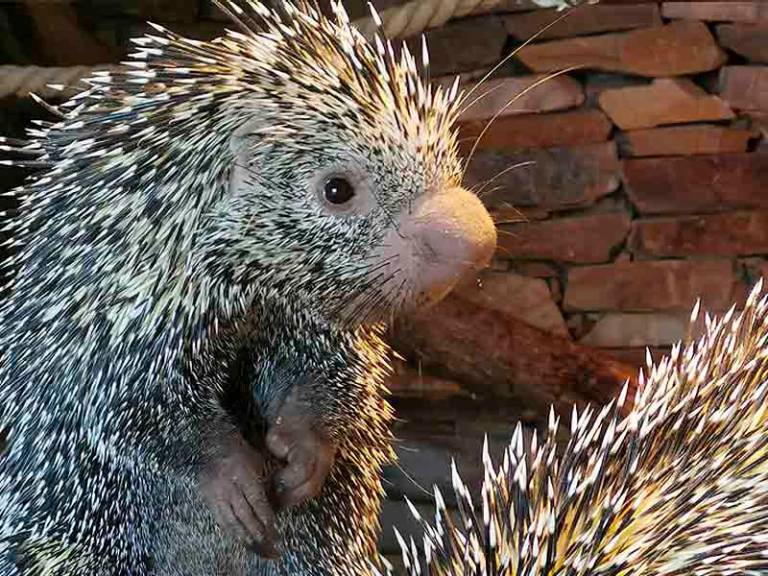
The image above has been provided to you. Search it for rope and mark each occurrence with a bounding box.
[0,0,574,100]
[353,0,577,39]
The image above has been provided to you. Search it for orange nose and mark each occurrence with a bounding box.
[408,187,497,303]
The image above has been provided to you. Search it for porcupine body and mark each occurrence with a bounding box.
[385,282,768,576]
[0,1,496,574]
[152,301,396,576]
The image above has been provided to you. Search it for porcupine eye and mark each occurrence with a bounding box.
[323,177,355,205]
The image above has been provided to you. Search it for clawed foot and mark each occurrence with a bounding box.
[198,433,280,558]
[266,391,336,509]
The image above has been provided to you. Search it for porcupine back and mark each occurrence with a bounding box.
[384,281,768,576]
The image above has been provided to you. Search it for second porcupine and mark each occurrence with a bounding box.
[0,1,497,574]
[383,283,768,575]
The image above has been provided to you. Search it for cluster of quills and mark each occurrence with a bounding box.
[1,0,764,574]
[379,280,768,576]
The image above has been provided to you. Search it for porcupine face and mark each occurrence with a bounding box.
[200,1,496,326]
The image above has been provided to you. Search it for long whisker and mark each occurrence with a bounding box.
[493,214,528,225]
[341,268,401,330]
[456,2,586,109]
[474,160,536,198]
[457,81,507,119]
[462,66,584,179]
[392,456,434,499]
[326,259,395,321]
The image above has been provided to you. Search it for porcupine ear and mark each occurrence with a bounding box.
[229,118,262,157]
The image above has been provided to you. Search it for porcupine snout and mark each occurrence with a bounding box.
[382,187,496,309]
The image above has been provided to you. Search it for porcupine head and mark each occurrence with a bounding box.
[0,0,496,571]
[195,0,497,559]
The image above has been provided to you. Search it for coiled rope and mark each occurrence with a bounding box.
[0,0,573,99]
[356,0,572,39]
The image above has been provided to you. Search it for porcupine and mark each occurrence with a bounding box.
[381,282,768,576]
[0,0,497,574]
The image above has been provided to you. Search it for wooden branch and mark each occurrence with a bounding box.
[391,293,637,419]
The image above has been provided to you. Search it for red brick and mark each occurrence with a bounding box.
[564,260,740,312]
[515,22,726,77]
[630,211,768,257]
[498,212,631,263]
[503,4,662,40]
[662,1,768,23]
[455,75,584,122]
[454,271,569,336]
[620,125,754,157]
[464,141,620,210]
[458,109,612,154]
[623,153,768,215]
[716,24,768,63]
[414,16,508,76]
[580,313,695,347]
[598,78,734,130]
[719,66,768,112]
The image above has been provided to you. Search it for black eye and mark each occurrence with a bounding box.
[324,177,355,205]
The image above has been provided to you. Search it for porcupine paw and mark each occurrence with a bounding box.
[266,392,337,509]
[199,432,280,559]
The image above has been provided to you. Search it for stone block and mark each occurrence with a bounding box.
[453,271,569,336]
[564,259,740,312]
[620,125,754,157]
[504,3,662,40]
[515,21,726,77]
[719,66,768,112]
[716,23,768,63]
[416,16,508,76]
[598,78,734,130]
[458,109,612,154]
[579,313,696,347]
[630,211,768,257]
[498,212,631,263]
[662,1,768,23]
[456,75,585,122]
[623,153,768,215]
[464,141,620,210]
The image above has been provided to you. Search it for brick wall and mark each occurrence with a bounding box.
[417,1,767,371]
[0,0,766,562]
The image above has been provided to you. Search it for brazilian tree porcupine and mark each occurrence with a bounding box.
[382,281,768,576]
[0,0,497,574]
